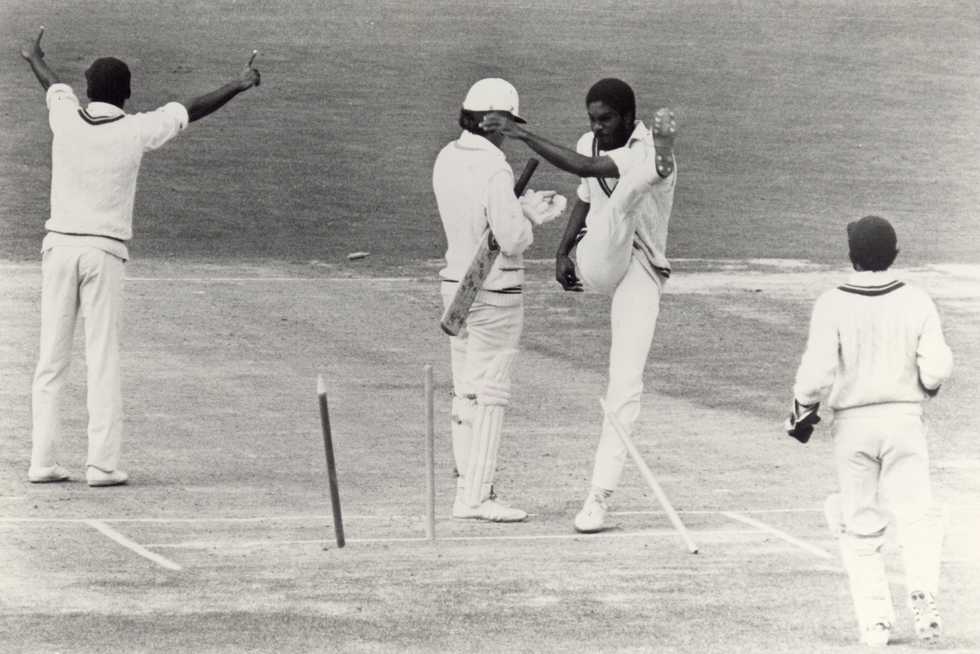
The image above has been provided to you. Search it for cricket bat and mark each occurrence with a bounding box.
[440,158,539,336]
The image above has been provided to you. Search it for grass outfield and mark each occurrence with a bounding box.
[2,1,979,652]
[1,1,978,264]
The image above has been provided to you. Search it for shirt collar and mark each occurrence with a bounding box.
[847,270,897,287]
[85,101,126,118]
[456,130,504,154]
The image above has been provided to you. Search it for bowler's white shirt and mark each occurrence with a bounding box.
[43,83,189,259]
[433,130,533,292]
[576,121,675,280]
[793,271,953,414]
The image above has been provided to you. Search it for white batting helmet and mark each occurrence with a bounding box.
[462,78,525,123]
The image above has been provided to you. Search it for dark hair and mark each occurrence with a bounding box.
[86,57,131,106]
[459,109,489,136]
[847,215,899,271]
[586,78,636,121]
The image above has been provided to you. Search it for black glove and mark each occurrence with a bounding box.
[784,400,821,444]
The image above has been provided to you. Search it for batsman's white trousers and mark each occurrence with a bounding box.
[833,405,943,603]
[31,246,125,472]
[440,285,523,487]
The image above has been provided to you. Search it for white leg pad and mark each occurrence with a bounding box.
[462,350,517,507]
[451,393,476,478]
[839,532,895,632]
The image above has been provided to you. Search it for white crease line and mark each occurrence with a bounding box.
[612,508,822,516]
[0,514,399,523]
[145,528,763,549]
[124,277,416,283]
[0,508,825,524]
[721,511,833,559]
[84,519,182,571]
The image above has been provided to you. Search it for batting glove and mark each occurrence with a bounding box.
[520,190,567,226]
[784,399,820,444]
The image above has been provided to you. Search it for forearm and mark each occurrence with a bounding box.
[25,55,60,90]
[514,128,617,178]
[184,80,247,123]
[556,200,589,256]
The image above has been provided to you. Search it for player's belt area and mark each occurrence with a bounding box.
[440,279,522,294]
[47,230,127,244]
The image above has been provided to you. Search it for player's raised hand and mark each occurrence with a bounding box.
[20,26,45,61]
[237,49,261,90]
[480,112,523,138]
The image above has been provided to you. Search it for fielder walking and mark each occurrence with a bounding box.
[786,215,953,647]
[433,78,564,522]
[482,78,678,532]
[21,27,261,486]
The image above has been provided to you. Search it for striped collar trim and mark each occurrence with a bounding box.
[592,136,617,198]
[78,108,125,125]
[837,280,905,296]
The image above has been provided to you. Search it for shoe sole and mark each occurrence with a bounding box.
[28,475,70,483]
[573,523,606,534]
[652,107,677,178]
[453,514,527,523]
[87,479,128,487]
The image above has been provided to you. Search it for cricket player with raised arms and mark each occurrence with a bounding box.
[21,27,261,486]
[433,78,565,522]
[786,215,953,647]
[482,78,678,532]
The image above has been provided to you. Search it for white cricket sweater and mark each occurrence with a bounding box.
[793,271,953,415]
[43,84,188,253]
[433,131,533,299]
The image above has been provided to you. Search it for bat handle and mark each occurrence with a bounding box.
[513,157,539,195]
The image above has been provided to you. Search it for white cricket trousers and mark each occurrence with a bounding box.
[440,286,523,481]
[833,405,944,625]
[31,246,125,472]
[589,258,662,491]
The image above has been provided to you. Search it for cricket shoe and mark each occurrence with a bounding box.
[86,467,129,487]
[573,491,609,533]
[452,497,527,522]
[28,464,71,483]
[908,590,941,643]
[860,622,892,647]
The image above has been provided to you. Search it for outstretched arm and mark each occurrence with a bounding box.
[20,27,60,90]
[183,50,261,123]
[480,114,619,179]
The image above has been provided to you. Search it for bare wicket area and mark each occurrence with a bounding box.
[317,366,694,551]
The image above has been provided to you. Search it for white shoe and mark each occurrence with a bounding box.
[574,491,609,533]
[452,496,527,522]
[861,622,892,647]
[86,467,129,487]
[908,590,941,642]
[28,464,71,483]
